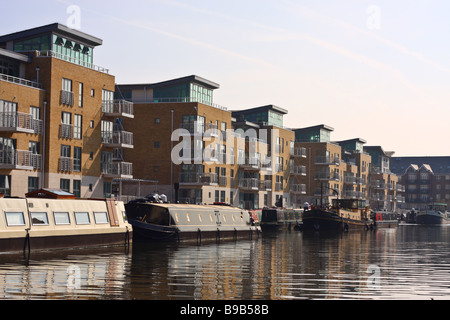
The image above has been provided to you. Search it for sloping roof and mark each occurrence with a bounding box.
[0,23,102,47]
[26,188,76,199]
[391,156,450,175]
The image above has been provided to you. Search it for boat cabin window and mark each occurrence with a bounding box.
[31,212,49,225]
[5,212,25,226]
[54,212,71,225]
[94,212,109,224]
[74,212,91,225]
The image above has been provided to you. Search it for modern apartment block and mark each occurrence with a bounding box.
[363,146,404,211]
[117,78,296,209]
[390,156,450,209]
[0,23,134,198]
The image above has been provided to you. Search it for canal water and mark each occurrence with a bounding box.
[1,225,450,300]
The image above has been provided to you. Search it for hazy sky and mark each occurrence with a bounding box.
[3,0,450,156]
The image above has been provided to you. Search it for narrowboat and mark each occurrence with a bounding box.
[371,211,399,228]
[125,199,261,242]
[302,198,373,232]
[0,189,132,253]
[260,207,303,230]
[416,203,450,225]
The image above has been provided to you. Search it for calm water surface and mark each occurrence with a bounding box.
[1,225,450,300]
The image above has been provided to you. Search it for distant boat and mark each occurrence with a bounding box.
[259,207,303,230]
[416,203,450,225]
[371,211,399,228]
[302,199,373,232]
[125,199,261,242]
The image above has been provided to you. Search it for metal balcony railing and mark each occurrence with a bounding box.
[60,90,74,106]
[0,150,41,169]
[102,100,134,118]
[101,131,134,148]
[0,112,42,134]
[101,162,133,177]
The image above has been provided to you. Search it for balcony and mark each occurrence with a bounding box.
[397,184,406,192]
[179,172,218,185]
[101,162,133,179]
[37,50,110,74]
[343,175,356,185]
[291,147,307,158]
[60,90,74,106]
[291,184,306,194]
[102,130,134,149]
[60,123,73,139]
[314,172,340,181]
[0,73,41,89]
[372,181,386,189]
[315,156,340,165]
[238,154,261,170]
[261,180,272,191]
[102,100,134,119]
[219,175,227,186]
[238,178,260,191]
[59,157,73,172]
[290,165,306,176]
[0,150,41,170]
[0,112,42,134]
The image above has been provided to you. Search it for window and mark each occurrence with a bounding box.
[31,212,49,225]
[74,212,90,225]
[79,83,84,107]
[61,112,72,139]
[54,212,70,225]
[73,147,81,172]
[62,78,72,92]
[28,177,39,193]
[91,89,95,97]
[74,114,82,139]
[0,175,11,196]
[155,118,161,124]
[60,179,70,193]
[154,141,160,148]
[104,182,112,198]
[94,212,109,224]
[73,180,81,198]
[5,212,25,226]
[90,120,94,128]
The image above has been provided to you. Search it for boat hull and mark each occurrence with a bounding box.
[130,220,260,243]
[302,209,372,232]
[416,213,450,225]
[0,232,131,253]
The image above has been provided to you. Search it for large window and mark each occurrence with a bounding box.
[73,147,81,172]
[73,180,81,198]
[5,212,25,226]
[74,114,82,139]
[52,35,92,65]
[0,175,11,196]
[13,35,50,52]
[54,212,70,225]
[31,212,49,226]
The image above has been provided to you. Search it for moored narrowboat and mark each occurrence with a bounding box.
[125,199,261,242]
[260,207,303,230]
[0,189,132,253]
[302,198,373,232]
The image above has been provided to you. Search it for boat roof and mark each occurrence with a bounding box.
[144,202,248,212]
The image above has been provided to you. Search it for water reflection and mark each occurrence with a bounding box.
[1,226,450,300]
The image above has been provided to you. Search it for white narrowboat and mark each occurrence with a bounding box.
[0,189,132,253]
[125,200,261,242]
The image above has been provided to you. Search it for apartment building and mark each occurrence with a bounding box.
[390,156,450,209]
[292,125,345,206]
[0,23,133,198]
[232,105,295,208]
[117,78,296,209]
[363,146,404,211]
